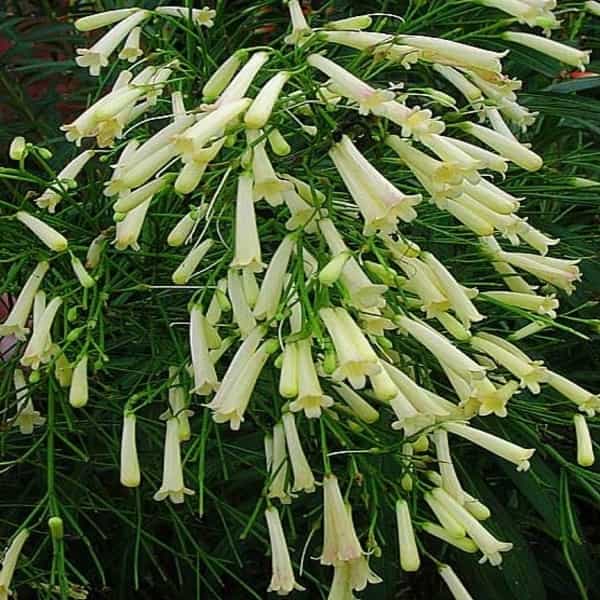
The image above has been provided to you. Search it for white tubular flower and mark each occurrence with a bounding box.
[114,176,169,214]
[20,297,62,370]
[396,316,485,382]
[483,0,559,31]
[0,261,49,340]
[308,54,395,115]
[432,486,513,565]
[333,383,379,423]
[326,14,372,30]
[546,371,600,416]
[231,173,263,272]
[319,307,380,389]
[444,198,494,237]
[573,414,595,467]
[210,340,274,430]
[449,139,508,175]
[445,421,535,472]
[214,51,269,107]
[35,149,95,212]
[436,313,471,342]
[385,135,462,193]
[206,277,229,326]
[289,338,334,418]
[167,205,205,247]
[319,252,351,286]
[396,35,507,73]
[319,31,420,68]
[267,423,293,504]
[383,361,452,417]
[9,136,27,161]
[424,492,467,538]
[516,221,559,255]
[421,252,484,326]
[376,101,445,139]
[471,332,547,393]
[156,6,216,28]
[227,269,257,337]
[0,528,29,600]
[119,26,142,62]
[331,136,421,234]
[245,71,290,129]
[172,238,213,285]
[282,412,316,493]
[369,360,399,401]
[460,122,543,171]
[462,179,520,214]
[455,193,522,244]
[327,562,354,599]
[389,387,432,437]
[420,134,483,184]
[75,8,140,31]
[207,324,263,401]
[321,474,363,564]
[423,522,478,553]
[202,51,247,102]
[284,0,311,45]
[432,64,483,103]
[483,291,558,318]
[16,211,68,252]
[471,378,520,418]
[502,31,590,70]
[265,506,305,595]
[279,342,298,398]
[165,367,194,441]
[70,255,94,289]
[76,10,150,76]
[319,218,387,310]
[439,564,474,600]
[154,417,194,504]
[189,305,219,395]
[11,368,45,434]
[114,198,151,251]
[480,236,537,294]
[268,129,291,157]
[175,161,207,196]
[495,249,581,295]
[175,98,250,160]
[253,235,295,321]
[248,131,293,207]
[586,0,600,15]
[69,355,89,408]
[395,499,420,572]
[433,429,466,504]
[110,118,193,187]
[242,268,260,309]
[424,471,491,521]
[120,412,141,487]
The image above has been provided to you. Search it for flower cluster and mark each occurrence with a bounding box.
[1,2,598,599]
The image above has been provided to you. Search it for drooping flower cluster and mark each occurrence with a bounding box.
[1,2,598,599]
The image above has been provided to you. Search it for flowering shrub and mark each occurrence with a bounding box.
[1,1,599,598]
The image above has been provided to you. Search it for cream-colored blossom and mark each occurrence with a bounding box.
[289,338,334,418]
[11,369,45,434]
[282,412,316,493]
[120,412,141,487]
[154,417,194,503]
[0,261,49,340]
[321,474,363,564]
[264,506,305,595]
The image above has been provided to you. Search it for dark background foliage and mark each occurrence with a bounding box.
[1,1,600,599]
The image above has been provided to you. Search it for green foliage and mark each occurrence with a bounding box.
[0,1,599,599]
